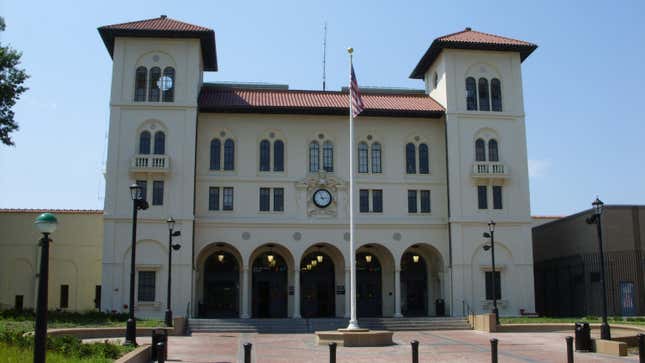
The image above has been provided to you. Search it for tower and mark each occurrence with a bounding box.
[411,28,538,315]
[97,16,217,317]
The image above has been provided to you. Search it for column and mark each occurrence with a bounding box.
[344,267,351,318]
[292,269,301,318]
[394,269,402,317]
[241,268,250,318]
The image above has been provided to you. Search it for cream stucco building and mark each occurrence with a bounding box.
[0,209,103,311]
[98,16,538,320]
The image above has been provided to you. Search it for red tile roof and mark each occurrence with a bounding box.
[98,16,217,71]
[199,86,444,117]
[410,28,537,79]
[0,209,103,215]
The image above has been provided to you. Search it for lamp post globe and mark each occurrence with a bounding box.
[33,212,58,363]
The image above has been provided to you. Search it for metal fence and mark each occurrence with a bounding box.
[535,250,645,317]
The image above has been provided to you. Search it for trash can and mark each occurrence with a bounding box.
[435,299,445,316]
[151,328,168,360]
[574,322,592,352]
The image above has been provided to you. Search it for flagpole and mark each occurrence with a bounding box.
[346,47,360,330]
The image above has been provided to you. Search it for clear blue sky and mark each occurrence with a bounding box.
[1,0,644,216]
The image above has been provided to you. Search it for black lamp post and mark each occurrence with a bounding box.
[483,220,499,325]
[34,212,58,363]
[586,197,611,340]
[165,217,181,327]
[126,184,148,346]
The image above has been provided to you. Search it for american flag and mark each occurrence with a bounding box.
[350,65,365,118]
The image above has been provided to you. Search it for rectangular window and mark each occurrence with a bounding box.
[60,285,69,308]
[137,271,156,302]
[259,188,270,211]
[136,180,147,201]
[408,190,418,213]
[15,295,23,311]
[477,185,488,209]
[208,187,220,211]
[152,181,164,205]
[485,271,501,300]
[420,190,431,213]
[493,186,503,210]
[359,189,370,213]
[223,187,234,211]
[274,188,284,212]
[94,286,101,310]
[372,190,383,213]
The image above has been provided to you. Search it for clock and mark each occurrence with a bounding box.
[313,189,333,208]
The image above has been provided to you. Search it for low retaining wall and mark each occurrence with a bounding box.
[47,317,186,339]
[115,344,151,363]
[468,313,497,332]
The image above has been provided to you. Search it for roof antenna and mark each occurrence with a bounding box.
[322,21,327,91]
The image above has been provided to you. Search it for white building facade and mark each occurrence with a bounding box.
[99,17,537,319]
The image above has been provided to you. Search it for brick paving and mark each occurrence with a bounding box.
[159,330,639,363]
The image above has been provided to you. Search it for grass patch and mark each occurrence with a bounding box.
[0,342,113,363]
[500,316,645,325]
[0,309,163,330]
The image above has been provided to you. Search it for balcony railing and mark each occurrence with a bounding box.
[130,154,170,173]
[472,162,508,178]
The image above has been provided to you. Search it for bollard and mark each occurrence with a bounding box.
[329,342,337,363]
[244,342,252,363]
[411,340,419,363]
[565,336,573,363]
[639,333,644,363]
[156,342,166,363]
[490,338,498,363]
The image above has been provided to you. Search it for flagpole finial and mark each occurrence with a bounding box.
[347,47,354,54]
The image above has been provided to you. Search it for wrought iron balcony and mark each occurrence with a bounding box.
[130,154,170,173]
[472,162,508,178]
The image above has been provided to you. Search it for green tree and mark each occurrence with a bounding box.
[0,17,29,146]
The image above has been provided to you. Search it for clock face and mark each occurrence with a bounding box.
[313,189,332,208]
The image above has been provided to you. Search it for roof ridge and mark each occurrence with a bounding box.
[203,86,434,98]
[437,28,471,40]
[100,15,212,31]
[441,28,535,46]
[0,208,103,214]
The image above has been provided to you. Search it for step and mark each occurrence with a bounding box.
[188,317,471,333]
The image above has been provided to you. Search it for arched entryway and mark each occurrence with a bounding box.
[401,252,427,316]
[300,250,335,317]
[356,251,382,317]
[252,248,288,318]
[201,251,239,317]
[401,243,446,316]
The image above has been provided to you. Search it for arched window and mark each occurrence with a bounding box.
[488,139,499,162]
[419,143,429,174]
[478,78,490,111]
[358,142,369,173]
[161,67,175,102]
[475,138,486,161]
[371,142,382,173]
[134,66,147,102]
[210,139,221,170]
[491,78,502,112]
[259,140,271,171]
[153,131,165,155]
[139,131,151,154]
[406,143,416,174]
[466,77,477,111]
[274,140,284,172]
[148,67,161,102]
[323,141,333,172]
[223,139,235,170]
[309,141,319,172]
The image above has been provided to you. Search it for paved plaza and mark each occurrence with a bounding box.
[151,330,640,363]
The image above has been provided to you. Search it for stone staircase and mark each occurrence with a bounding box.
[188,316,471,333]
